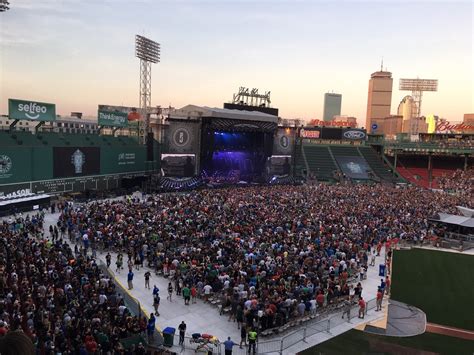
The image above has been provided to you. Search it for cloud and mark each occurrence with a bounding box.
[0,0,88,48]
[11,0,81,13]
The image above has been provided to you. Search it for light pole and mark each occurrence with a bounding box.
[135,35,160,144]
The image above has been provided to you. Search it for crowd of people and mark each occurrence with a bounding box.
[436,167,473,195]
[57,184,470,334]
[1,181,471,353]
[0,210,153,354]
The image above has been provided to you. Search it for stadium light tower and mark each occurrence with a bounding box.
[0,0,10,12]
[135,35,160,144]
[399,78,438,136]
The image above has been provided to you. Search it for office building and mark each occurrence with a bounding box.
[371,115,403,139]
[366,69,393,131]
[323,93,342,121]
[464,113,474,125]
[397,95,417,134]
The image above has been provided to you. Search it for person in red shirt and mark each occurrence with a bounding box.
[376,243,382,256]
[316,292,325,308]
[191,286,198,304]
[0,321,7,336]
[358,297,366,318]
[385,276,391,295]
[376,289,383,311]
[84,334,98,353]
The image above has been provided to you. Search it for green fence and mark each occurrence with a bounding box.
[0,145,151,184]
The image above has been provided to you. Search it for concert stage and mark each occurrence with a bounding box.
[160,105,296,187]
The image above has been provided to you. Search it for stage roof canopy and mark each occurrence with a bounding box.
[170,105,278,123]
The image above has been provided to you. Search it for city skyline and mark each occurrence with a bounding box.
[0,0,472,125]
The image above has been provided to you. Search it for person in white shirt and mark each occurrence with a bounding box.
[203,284,212,301]
[244,299,252,310]
[310,299,317,314]
[99,293,107,305]
[118,305,127,316]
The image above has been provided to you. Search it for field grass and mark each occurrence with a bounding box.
[299,329,474,355]
[391,248,474,330]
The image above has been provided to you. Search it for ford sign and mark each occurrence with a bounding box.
[343,130,366,140]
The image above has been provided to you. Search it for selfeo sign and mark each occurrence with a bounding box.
[8,99,56,121]
[343,130,366,140]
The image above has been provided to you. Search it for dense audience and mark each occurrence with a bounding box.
[0,210,149,354]
[437,167,473,195]
[58,184,471,332]
[1,182,471,352]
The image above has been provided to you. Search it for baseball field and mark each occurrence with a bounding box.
[391,248,474,330]
[298,329,474,355]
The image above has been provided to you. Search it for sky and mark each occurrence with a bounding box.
[0,0,473,125]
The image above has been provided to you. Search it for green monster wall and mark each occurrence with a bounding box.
[0,147,33,184]
[0,143,154,196]
[100,146,147,174]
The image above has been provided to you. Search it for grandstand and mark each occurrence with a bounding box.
[386,151,472,189]
[298,142,402,183]
[358,146,401,183]
[302,145,338,181]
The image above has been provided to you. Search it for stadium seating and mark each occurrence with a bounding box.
[329,145,361,157]
[358,146,399,182]
[303,145,338,181]
[293,144,306,177]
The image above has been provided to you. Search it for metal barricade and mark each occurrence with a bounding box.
[280,328,305,350]
[256,338,283,354]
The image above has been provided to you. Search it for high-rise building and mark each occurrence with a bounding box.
[323,93,342,121]
[464,113,474,125]
[382,115,403,138]
[397,95,417,134]
[366,69,393,131]
[425,114,438,134]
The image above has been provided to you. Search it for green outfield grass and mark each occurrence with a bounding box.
[391,248,474,330]
[299,329,474,355]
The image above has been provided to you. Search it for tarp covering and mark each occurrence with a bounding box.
[431,212,474,228]
[457,206,474,218]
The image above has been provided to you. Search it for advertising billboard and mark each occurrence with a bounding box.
[53,147,100,178]
[341,128,367,140]
[300,128,321,138]
[100,147,146,174]
[98,105,141,123]
[98,110,128,127]
[9,99,56,121]
[321,127,343,139]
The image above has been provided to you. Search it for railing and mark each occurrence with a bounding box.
[166,296,378,354]
[397,236,474,252]
[250,297,377,354]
